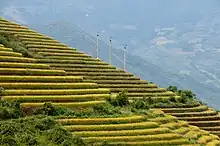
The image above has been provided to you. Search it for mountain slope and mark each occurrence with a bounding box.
[3,17,220,139]
[1,0,220,109]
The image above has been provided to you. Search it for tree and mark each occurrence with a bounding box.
[166,85,197,102]
[167,86,178,93]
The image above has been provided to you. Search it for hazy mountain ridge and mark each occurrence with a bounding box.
[136,12,220,107]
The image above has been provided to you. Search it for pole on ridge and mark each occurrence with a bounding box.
[109,37,112,64]
[96,33,99,59]
[124,45,126,71]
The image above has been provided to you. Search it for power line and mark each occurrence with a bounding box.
[65,24,146,77]
[96,33,99,59]
[109,37,112,64]
[124,45,127,71]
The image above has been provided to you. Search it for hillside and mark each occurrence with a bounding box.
[1,18,220,145]
[2,0,217,109]
[3,100,220,146]
[2,0,220,109]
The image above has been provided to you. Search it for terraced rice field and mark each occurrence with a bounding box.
[2,17,220,144]
[0,19,178,102]
[0,44,111,109]
[154,104,220,137]
[57,114,220,145]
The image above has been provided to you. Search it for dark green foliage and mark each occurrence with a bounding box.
[1,135,17,146]
[0,33,33,57]
[178,95,188,104]
[131,97,157,110]
[166,85,199,105]
[0,116,84,146]
[0,101,85,145]
[181,90,196,99]
[34,102,88,118]
[47,126,85,146]
[0,106,19,120]
[0,100,22,120]
[33,102,124,118]
[130,92,199,109]
[107,90,129,107]
[33,102,59,116]
[34,116,56,130]
[0,86,4,103]
[146,97,155,105]
[93,103,121,115]
[167,86,196,100]
[167,86,177,92]
[131,97,149,109]
[169,96,177,103]
[19,134,38,146]
[0,86,4,95]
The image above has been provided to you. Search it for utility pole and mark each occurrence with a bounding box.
[109,37,112,64]
[96,33,99,59]
[124,45,126,71]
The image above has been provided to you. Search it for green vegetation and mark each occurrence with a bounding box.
[0,96,165,146]
[0,64,219,146]
[107,90,130,107]
[0,32,34,58]
[0,117,85,146]
[167,85,197,102]
[0,100,127,146]
[0,100,85,146]
[0,100,21,120]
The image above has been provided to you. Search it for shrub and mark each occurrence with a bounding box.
[52,106,76,116]
[33,102,58,116]
[34,117,56,130]
[167,86,196,100]
[0,32,34,57]
[167,86,177,92]
[93,103,121,115]
[131,98,149,110]
[19,134,38,146]
[166,85,201,105]
[0,135,17,146]
[33,102,85,117]
[181,90,196,99]
[33,102,123,118]
[0,100,22,120]
[0,106,19,120]
[0,86,4,99]
[0,116,85,146]
[47,126,85,145]
[169,96,177,103]
[178,96,188,104]
[108,90,129,107]
[146,97,155,105]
